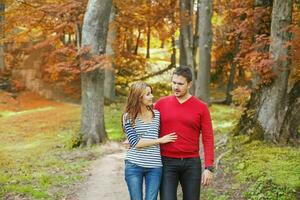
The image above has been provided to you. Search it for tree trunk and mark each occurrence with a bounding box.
[170,0,177,66]
[146,23,151,58]
[254,0,273,7]
[179,0,196,93]
[160,39,165,48]
[225,56,236,105]
[76,23,82,51]
[134,28,141,55]
[68,33,72,44]
[104,5,116,102]
[225,38,240,105]
[0,2,5,71]
[171,35,176,65]
[193,0,200,77]
[236,0,297,144]
[126,29,134,53]
[81,0,112,146]
[195,0,213,104]
[280,80,300,144]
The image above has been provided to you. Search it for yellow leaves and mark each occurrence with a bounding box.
[231,86,251,107]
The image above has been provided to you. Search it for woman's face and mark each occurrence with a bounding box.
[141,86,153,106]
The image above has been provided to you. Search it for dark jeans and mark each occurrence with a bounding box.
[160,156,202,200]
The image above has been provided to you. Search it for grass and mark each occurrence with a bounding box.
[227,136,300,199]
[104,102,125,141]
[0,92,299,199]
[210,104,240,134]
[0,103,92,199]
[0,99,125,199]
[233,140,300,188]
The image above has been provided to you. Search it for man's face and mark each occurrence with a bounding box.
[171,74,191,98]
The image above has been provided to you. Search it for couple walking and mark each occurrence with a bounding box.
[122,66,214,200]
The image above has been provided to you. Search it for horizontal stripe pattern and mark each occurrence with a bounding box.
[123,110,162,168]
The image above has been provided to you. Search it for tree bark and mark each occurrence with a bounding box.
[0,2,5,71]
[134,28,141,55]
[171,35,176,65]
[146,23,151,58]
[160,39,165,48]
[76,23,82,51]
[280,80,300,144]
[236,0,297,144]
[179,0,196,93]
[126,29,134,53]
[104,5,116,102]
[81,0,112,146]
[257,0,292,142]
[193,0,200,76]
[225,55,236,105]
[195,0,213,104]
[225,37,240,105]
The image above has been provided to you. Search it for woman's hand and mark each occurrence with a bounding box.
[123,139,130,149]
[158,132,177,144]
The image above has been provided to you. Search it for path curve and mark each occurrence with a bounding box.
[77,142,129,200]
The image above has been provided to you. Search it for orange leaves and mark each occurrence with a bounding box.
[215,0,281,86]
[80,57,112,73]
[5,0,87,47]
[231,86,251,107]
[43,45,79,83]
[78,46,112,73]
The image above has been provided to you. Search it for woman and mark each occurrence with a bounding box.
[122,81,177,200]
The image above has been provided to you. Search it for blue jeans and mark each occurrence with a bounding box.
[160,157,202,200]
[125,160,162,200]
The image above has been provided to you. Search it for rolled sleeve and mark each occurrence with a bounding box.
[123,122,140,147]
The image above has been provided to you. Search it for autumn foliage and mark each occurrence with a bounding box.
[1,0,299,101]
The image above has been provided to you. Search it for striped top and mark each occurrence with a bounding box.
[122,110,162,168]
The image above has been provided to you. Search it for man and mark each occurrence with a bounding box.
[154,66,214,200]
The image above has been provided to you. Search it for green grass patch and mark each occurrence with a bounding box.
[210,104,241,134]
[201,188,230,200]
[0,107,55,117]
[104,102,125,141]
[0,102,124,199]
[227,135,300,200]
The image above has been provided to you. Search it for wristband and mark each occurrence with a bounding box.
[205,166,214,173]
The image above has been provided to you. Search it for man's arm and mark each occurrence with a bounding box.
[201,104,215,185]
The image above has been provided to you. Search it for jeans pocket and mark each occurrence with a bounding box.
[125,160,138,168]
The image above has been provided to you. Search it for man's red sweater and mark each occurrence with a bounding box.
[154,95,214,167]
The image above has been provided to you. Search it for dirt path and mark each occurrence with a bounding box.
[73,136,237,200]
[75,142,129,200]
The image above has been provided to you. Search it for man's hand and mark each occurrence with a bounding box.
[201,169,213,186]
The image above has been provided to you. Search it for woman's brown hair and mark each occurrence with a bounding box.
[122,81,154,128]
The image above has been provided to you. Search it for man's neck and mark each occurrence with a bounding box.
[176,93,192,103]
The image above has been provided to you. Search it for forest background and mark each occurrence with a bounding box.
[0,0,299,199]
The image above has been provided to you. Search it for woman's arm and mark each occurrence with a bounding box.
[123,120,177,148]
[135,132,177,148]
